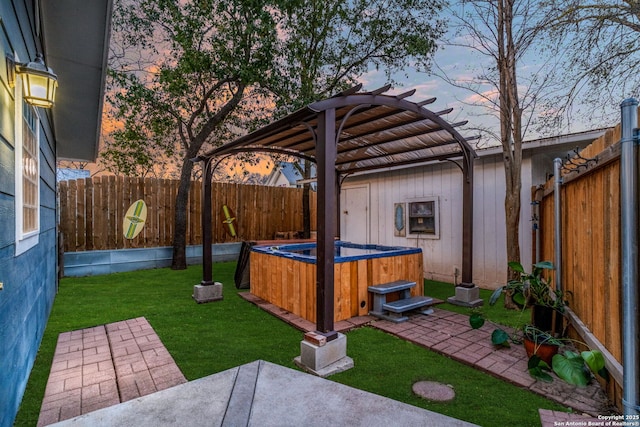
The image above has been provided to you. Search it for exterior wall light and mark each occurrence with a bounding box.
[6,53,58,108]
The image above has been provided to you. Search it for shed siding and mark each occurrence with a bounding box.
[341,157,535,289]
[0,3,59,426]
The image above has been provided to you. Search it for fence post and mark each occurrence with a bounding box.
[620,97,640,417]
[553,158,563,294]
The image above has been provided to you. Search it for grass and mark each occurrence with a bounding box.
[15,264,567,426]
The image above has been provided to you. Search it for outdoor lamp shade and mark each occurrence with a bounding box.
[18,54,58,108]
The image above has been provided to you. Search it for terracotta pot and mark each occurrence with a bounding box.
[524,337,559,365]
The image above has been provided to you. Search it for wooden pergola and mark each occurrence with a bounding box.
[196,84,478,340]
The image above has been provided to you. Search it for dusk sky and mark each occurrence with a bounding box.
[98,2,627,179]
[359,4,622,150]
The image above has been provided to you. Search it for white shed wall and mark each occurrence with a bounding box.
[340,156,534,290]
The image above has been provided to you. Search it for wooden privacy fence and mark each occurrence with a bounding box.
[534,117,635,409]
[59,176,317,252]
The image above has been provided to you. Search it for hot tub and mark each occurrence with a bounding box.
[250,241,423,323]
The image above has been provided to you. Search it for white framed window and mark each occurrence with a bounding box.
[407,197,439,239]
[15,70,40,255]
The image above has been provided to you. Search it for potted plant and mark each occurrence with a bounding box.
[527,336,607,386]
[469,319,607,386]
[471,261,605,386]
[490,261,566,334]
[521,325,563,365]
[481,324,562,364]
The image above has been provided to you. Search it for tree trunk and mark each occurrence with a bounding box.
[504,169,522,273]
[497,0,523,309]
[503,170,522,309]
[169,82,246,270]
[171,157,195,270]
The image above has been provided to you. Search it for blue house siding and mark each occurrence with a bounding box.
[0,3,59,426]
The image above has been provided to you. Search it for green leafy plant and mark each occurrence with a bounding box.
[490,261,564,310]
[490,261,569,336]
[468,316,607,387]
[528,355,554,383]
[522,324,563,345]
[491,329,511,347]
[467,307,521,347]
[518,325,606,386]
[552,349,607,387]
[469,309,485,329]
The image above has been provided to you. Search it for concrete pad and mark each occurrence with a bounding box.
[294,354,354,377]
[447,286,483,307]
[249,362,475,427]
[51,367,238,427]
[412,381,456,402]
[51,360,477,427]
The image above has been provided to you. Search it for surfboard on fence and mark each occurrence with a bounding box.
[123,199,147,239]
[221,204,237,237]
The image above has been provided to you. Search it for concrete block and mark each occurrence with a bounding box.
[192,282,223,303]
[299,333,347,372]
[447,285,484,308]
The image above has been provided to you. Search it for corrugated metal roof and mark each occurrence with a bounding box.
[199,84,477,174]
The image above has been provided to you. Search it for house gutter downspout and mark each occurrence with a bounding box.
[620,98,640,417]
[553,158,563,294]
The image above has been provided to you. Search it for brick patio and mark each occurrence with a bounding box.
[240,293,616,422]
[37,317,186,427]
[370,309,613,417]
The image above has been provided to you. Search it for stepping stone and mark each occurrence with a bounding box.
[412,381,455,402]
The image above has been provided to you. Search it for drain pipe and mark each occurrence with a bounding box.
[553,158,562,294]
[621,98,640,417]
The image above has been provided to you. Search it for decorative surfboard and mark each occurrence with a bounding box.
[123,199,147,239]
[221,204,237,237]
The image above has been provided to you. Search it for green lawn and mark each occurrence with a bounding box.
[15,264,568,426]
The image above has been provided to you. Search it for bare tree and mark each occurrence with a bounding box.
[439,0,559,306]
[541,0,640,128]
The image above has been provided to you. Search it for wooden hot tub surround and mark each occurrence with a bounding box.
[249,242,424,323]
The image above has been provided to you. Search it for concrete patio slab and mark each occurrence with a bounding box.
[50,360,477,427]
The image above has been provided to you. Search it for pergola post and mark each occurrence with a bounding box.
[193,159,223,303]
[447,154,483,307]
[295,108,353,377]
[202,160,213,285]
[461,155,474,285]
[315,109,337,337]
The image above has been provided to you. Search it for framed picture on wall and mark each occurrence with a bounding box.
[408,197,440,239]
